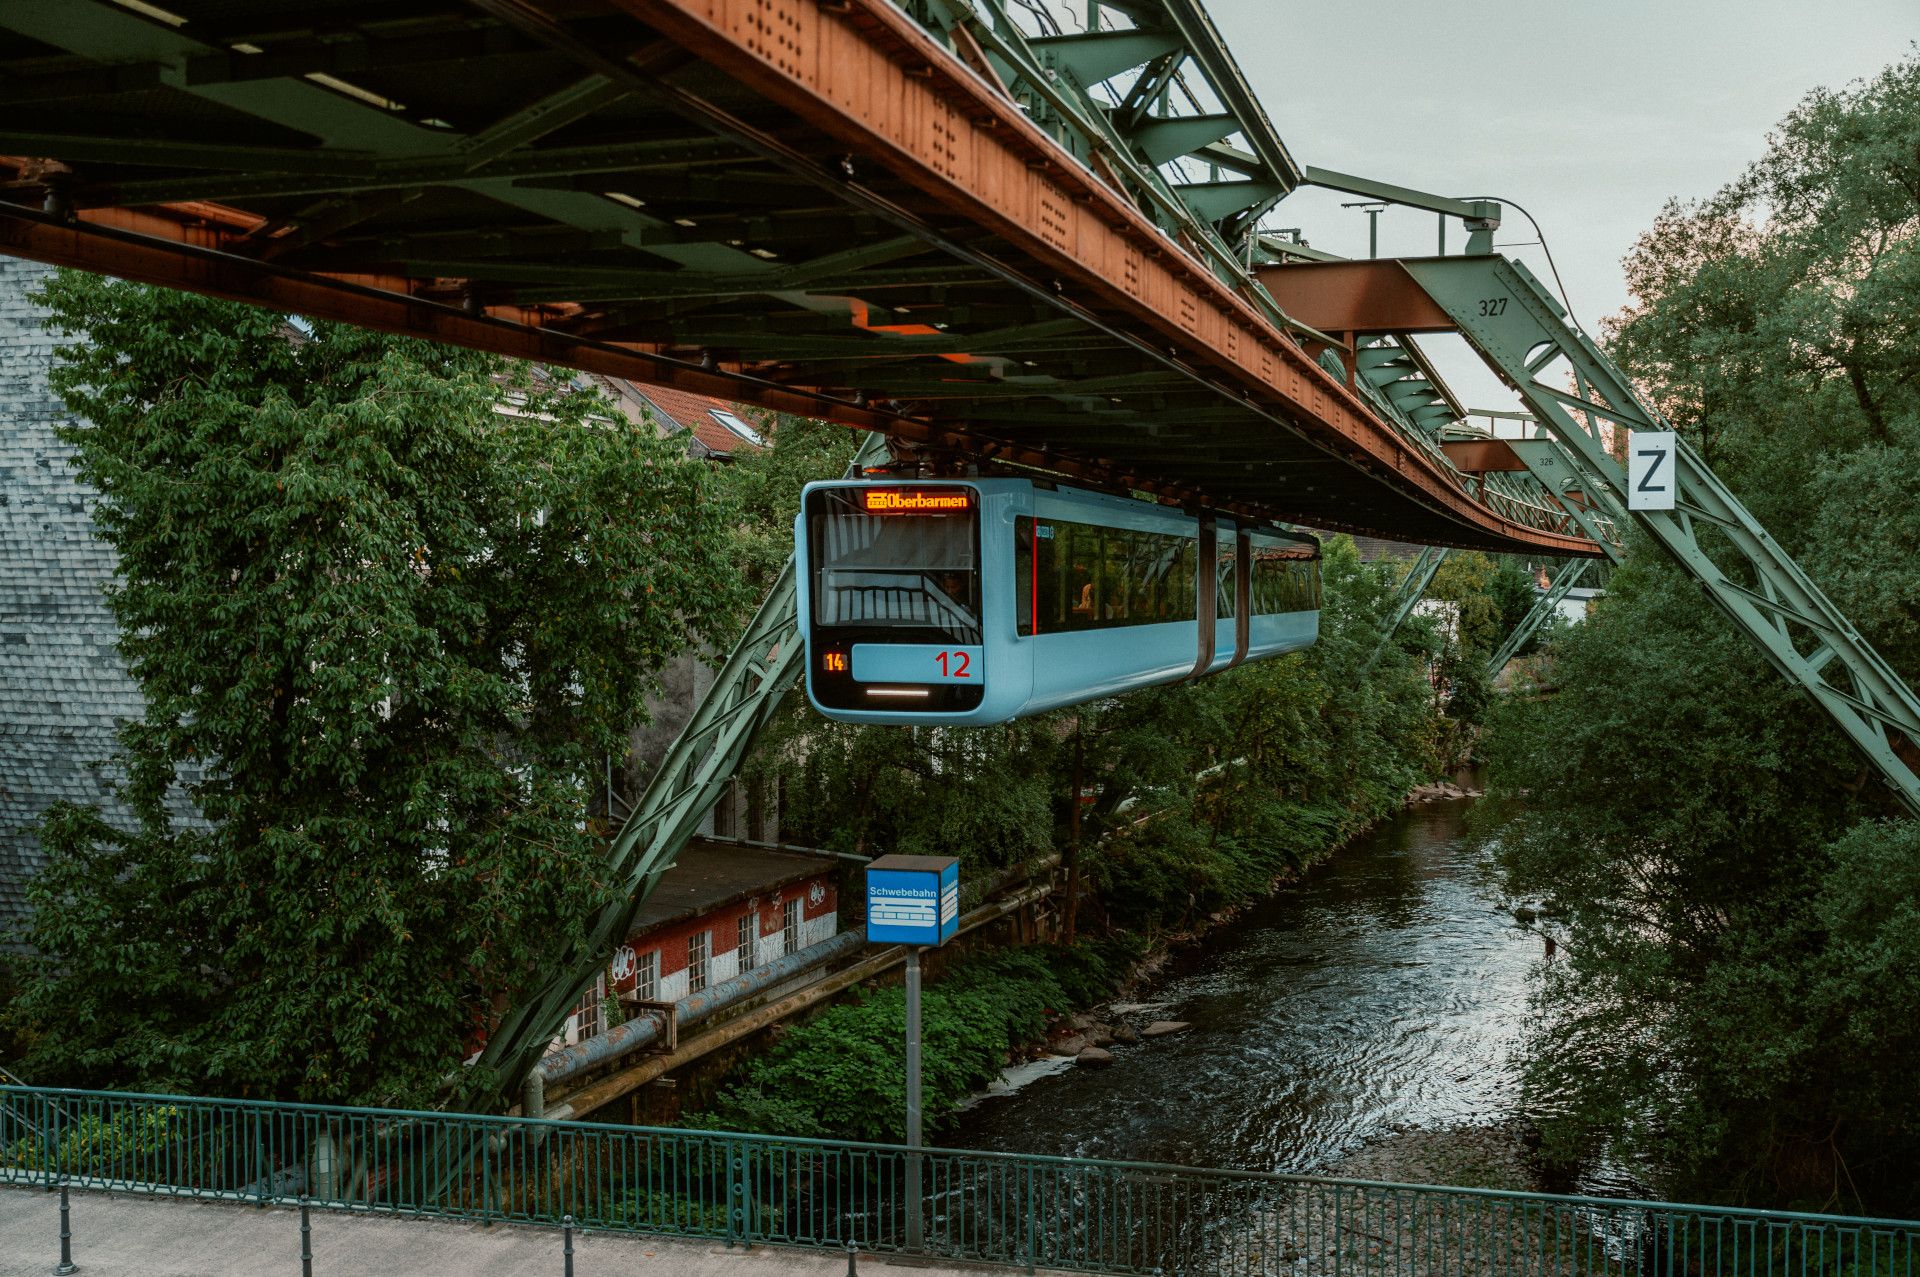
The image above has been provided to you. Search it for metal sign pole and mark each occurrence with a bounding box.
[865,854,954,1256]
[904,945,924,1252]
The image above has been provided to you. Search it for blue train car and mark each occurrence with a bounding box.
[795,478,1320,725]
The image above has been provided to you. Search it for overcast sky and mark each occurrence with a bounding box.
[1192,0,1916,411]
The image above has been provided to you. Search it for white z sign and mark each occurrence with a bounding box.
[1627,430,1677,511]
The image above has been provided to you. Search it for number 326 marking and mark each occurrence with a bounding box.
[1476,297,1509,317]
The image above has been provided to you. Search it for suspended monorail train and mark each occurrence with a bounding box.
[795,478,1321,725]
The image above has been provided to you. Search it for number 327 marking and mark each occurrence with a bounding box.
[1476,297,1509,317]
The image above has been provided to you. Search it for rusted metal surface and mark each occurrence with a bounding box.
[1256,259,1460,334]
[615,0,1593,554]
[0,0,1605,556]
[1440,439,1528,473]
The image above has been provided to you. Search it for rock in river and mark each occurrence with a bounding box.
[1075,1047,1114,1068]
[1141,1021,1190,1038]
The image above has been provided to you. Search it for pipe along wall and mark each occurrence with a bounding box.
[524,867,1060,1122]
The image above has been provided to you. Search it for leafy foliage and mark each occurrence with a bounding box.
[691,941,1139,1142]
[1483,54,1920,1212]
[716,410,856,599]
[9,275,745,1107]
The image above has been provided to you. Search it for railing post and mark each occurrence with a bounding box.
[252,1109,266,1207]
[300,1196,312,1277]
[47,1094,62,1190]
[563,1213,575,1277]
[481,1126,493,1226]
[1023,1163,1037,1274]
[54,1177,77,1275]
[726,1140,745,1249]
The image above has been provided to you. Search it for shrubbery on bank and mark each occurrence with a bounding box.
[691,940,1141,1143]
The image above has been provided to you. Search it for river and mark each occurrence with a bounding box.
[951,791,1543,1174]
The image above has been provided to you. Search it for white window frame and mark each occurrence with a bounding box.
[633,949,658,1002]
[708,408,767,447]
[782,898,802,957]
[736,912,756,973]
[688,930,710,994]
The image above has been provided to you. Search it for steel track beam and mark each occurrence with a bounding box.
[611,0,1599,556]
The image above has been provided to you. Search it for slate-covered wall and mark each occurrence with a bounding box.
[0,258,143,951]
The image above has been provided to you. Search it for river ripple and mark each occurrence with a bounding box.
[950,794,1541,1173]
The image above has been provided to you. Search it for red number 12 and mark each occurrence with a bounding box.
[936,651,972,678]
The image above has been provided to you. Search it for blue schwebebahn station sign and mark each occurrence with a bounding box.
[865,854,959,947]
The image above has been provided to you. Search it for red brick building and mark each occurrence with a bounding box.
[564,840,838,1043]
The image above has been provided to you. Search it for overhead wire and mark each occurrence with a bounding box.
[1458,194,1594,342]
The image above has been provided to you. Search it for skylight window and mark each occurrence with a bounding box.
[709,409,767,448]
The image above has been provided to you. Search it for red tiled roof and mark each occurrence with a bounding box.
[623,382,767,457]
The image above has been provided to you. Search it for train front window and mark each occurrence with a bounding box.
[809,487,981,644]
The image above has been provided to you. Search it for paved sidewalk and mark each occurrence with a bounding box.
[0,1185,1045,1276]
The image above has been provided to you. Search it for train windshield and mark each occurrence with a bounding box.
[808,486,981,644]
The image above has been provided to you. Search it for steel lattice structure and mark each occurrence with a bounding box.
[3,0,1918,1111]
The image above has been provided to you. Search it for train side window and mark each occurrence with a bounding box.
[1022,516,1200,633]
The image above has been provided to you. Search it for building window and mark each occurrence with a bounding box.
[782,898,802,957]
[737,912,756,973]
[709,408,767,447]
[633,950,658,1002]
[688,930,710,994]
[566,972,608,1044]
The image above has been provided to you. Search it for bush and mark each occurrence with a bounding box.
[692,941,1137,1143]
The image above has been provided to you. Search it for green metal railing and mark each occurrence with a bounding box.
[3,1086,1916,1275]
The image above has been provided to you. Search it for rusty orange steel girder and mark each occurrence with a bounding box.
[1254,259,1461,335]
[1440,440,1530,474]
[0,209,917,438]
[614,0,1596,555]
[0,0,1602,554]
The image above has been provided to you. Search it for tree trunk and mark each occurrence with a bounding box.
[1063,725,1084,943]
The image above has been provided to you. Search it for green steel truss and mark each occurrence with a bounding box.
[897,0,1580,537]
[1487,560,1593,680]
[1501,438,1627,562]
[469,435,887,1104]
[1401,255,1920,814]
[1365,545,1450,673]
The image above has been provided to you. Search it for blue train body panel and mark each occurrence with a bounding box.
[796,478,1318,725]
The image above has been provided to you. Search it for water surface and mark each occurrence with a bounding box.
[951,794,1541,1173]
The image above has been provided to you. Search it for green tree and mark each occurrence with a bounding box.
[1488,559,1539,644]
[1483,53,1920,1211]
[717,410,857,598]
[10,274,745,1107]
